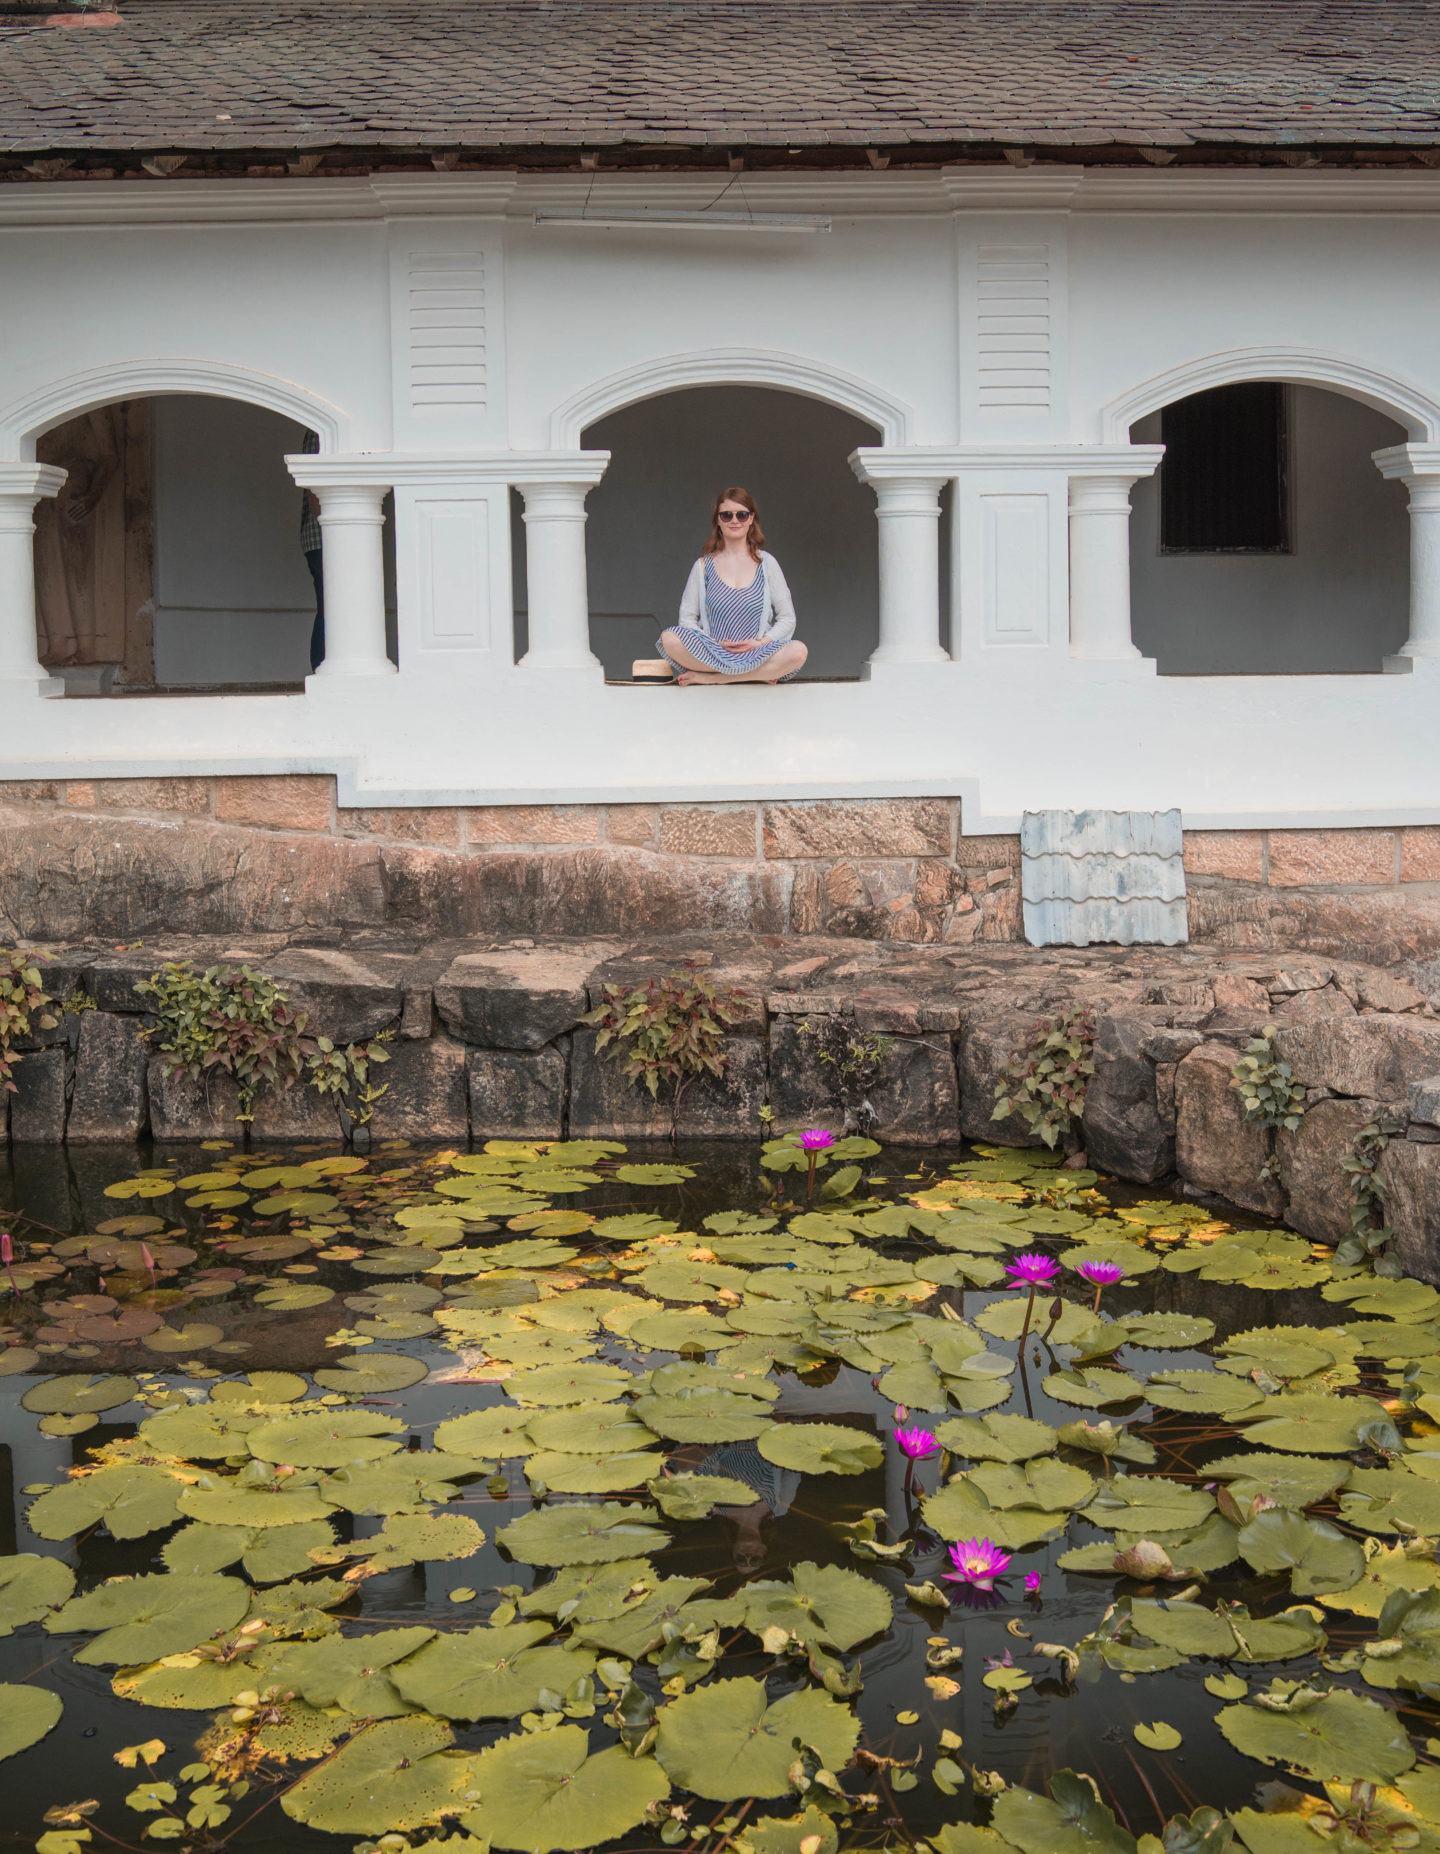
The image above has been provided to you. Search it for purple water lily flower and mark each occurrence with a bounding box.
[799,1128,837,1152]
[894,1425,939,1461]
[1074,1257,1126,1311]
[1006,1252,1061,1287]
[943,1538,1011,1592]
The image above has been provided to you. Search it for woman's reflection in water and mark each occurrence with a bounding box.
[696,1443,803,1574]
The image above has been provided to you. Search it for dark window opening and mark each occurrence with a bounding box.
[1160,382,1290,554]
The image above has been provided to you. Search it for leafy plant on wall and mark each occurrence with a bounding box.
[796,1016,892,1132]
[134,962,391,1130]
[0,948,57,1095]
[580,962,750,1140]
[992,1008,1095,1155]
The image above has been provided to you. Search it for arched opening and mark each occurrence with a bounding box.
[574,385,883,680]
[1128,383,1409,674]
[31,395,395,692]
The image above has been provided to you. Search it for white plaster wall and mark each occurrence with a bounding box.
[151,396,316,686]
[3,173,1440,827]
[1129,388,1411,674]
[579,387,881,679]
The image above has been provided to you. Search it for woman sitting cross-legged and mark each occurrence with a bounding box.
[659,487,809,685]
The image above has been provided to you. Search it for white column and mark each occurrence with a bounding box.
[1373,447,1440,659]
[310,483,395,678]
[0,465,66,694]
[850,454,949,666]
[1067,473,1144,660]
[516,479,602,671]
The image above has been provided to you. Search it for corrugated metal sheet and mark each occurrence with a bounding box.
[1021,809,1188,947]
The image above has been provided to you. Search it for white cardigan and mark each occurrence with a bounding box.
[677,551,797,643]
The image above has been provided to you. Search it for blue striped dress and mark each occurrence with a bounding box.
[663,557,795,678]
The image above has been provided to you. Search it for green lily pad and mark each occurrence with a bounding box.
[45,1571,249,1665]
[632,1390,776,1444]
[1133,1721,1181,1750]
[1081,1476,1215,1538]
[506,1362,633,1406]
[647,1474,759,1520]
[976,1301,1103,1346]
[176,1480,335,1529]
[969,1459,1095,1511]
[1236,1509,1368,1595]
[351,1512,486,1570]
[1202,1453,1351,1509]
[740,1562,892,1651]
[391,1622,595,1719]
[1114,1313,1217,1349]
[991,1770,1136,1854]
[1236,1393,1388,1455]
[1144,1372,1268,1417]
[321,1455,487,1515]
[614,1164,695,1185]
[247,1411,407,1468]
[0,1684,62,1761]
[28,1466,182,1541]
[933,1414,1057,1462]
[498,1502,671,1565]
[527,1450,661,1494]
[737,1807,838,1854]
[528,1405,660,1455]
[139,1403,266,1457]
[313,1352,429,1393]
[0,1555,73,1634]
[1042,1367,1146,1408]
[434,1406,535,1458]
[757,1423,884,1476]
[655,1677,860,1801]
[281,1717,471,1834]
[461,1724,670,1853]
[266,1626,438,1707]
[1217,1689,1416,1783]
[253,1282,336,1311]
[21,1373,136,1415]
[626,1311,741,1353]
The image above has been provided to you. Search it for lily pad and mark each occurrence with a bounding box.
[655,1677,860,1800]
[632,1390,776,1444]
[28,1466,182,1541]
[498,1502,671,1566]
[391,1622,595,1719]
[506,1362,633,1406]
[434,1407,535,1458]
[0,1684,62,1761]
[990,1770,1136,1854]
[247,1411,407,1468]
[46,1572,249,1665]
[461,1724,670,1853]
[1202,1453,1350,1509]
[740,1562,892,1651]
[1144,1372,1268,1417]
[266,1626,438,1707]
[313,1352,429,1394]
[933,1414,1057,1463]
[1042,1367,1146,1408]
[756,1423,884,1476]
[21,1373,136,1416]
[1236,1393,1388,1455]
[647,1474,760,1520]
[1216,1689,1416,1783]
[1235,1509,1367,1595]
[281,1717,471,1834]
[0,1555,73,1634]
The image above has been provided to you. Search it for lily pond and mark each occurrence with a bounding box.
[0,1131,1438,1854]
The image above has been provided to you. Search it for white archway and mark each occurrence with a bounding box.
[1,359,347,459]
[550,346,913,448]
[1100,345,1440,444]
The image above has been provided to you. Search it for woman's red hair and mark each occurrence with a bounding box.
[703,487,765,561]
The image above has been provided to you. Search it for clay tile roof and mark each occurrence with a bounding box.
[1,0,1439,156]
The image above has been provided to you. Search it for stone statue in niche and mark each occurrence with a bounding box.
[33,401,153,684]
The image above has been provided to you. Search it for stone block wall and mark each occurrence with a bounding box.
[9,929,1440,1279]
[2,778,1438,966]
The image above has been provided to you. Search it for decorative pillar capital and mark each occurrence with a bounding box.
[868,476,949,520]
[311,482,389,527]
[1068,473,1143,517]
[0,464,67,510]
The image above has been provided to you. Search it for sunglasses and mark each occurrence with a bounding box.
[718,510,752,523]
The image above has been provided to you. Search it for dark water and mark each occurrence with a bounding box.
[0,1139,1415,1853]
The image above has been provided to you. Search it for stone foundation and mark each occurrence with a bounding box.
[4,777,1440,964]
[9,927,1440,1279]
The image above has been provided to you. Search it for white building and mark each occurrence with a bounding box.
[2,0,1440,852]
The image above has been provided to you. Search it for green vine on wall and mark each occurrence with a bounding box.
[134,962,391,1130]
[0,949,57,1095]
[1230,1028,1306,1133]
[1338,1112,1405,1278]
[796,1017,892,1133]
[580,962,749,1140]
[992,1008,1095,1153]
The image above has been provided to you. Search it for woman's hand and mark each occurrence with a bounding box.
[721,638,763,653]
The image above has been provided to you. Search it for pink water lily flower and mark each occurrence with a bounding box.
[894,1425,939,1461]
[1074,1260,1126,1287]
[944,1538,1011,1591]
[799,1128,837,1152]
[1006,1252,1061,1286]
[1023,1572,1042,1595]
